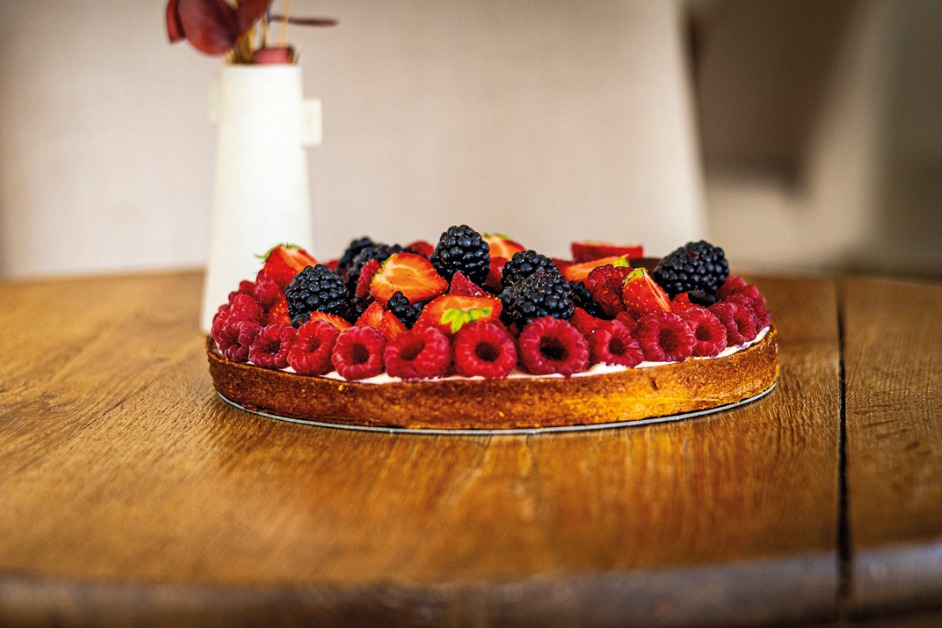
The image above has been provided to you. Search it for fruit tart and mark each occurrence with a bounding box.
[207,227,778,431]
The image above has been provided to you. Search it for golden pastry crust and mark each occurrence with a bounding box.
[207,327,778,430]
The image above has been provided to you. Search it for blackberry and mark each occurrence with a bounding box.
[500,268,574,328]
[387,291,421,328]
[337,236,375,273]
[430,225,490,284]
[569,280,609,319]
[286,264,355,323]
[687,289,717,306]
[653,241,729,298]
[501,250,558,289]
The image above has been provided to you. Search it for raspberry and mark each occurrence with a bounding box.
[331,326,386,380]
[453,322,518,378]
[249,324,295,369]
[708,302,757,346]
[355,258,381,300]
[384,325,451,380]
[635,312,696,363]
[238,280,256,295]
[680,307,727,357]
[215,319,262,363]
[613,311,639,334]
[228,292,265,323]
[518,317,589,376]
[726,290,771,330]
[589,320,643,367]
[287,320,339,376]
[717,274,748,300]
[585,264,631,317]
[253,270,282,308]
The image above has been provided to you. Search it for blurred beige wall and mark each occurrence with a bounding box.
[697,0,942,277]
[0,0,705,279]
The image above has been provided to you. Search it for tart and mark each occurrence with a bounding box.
[207,229,778,431]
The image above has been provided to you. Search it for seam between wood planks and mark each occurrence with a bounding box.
[836,276,852,621]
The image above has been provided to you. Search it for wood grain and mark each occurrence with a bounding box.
[842,276,942,617]
[0,273,842,626]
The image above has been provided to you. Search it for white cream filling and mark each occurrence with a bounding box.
[270,326,769,385]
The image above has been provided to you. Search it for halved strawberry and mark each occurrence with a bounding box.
[621,268,671,316]
[484,257,507,292]
[354,301,405,342]
[416,294,502,335]
[258,244,318,288]
[571,241,643,263]
[369,253,448,306]
[449,271,487,296]
[483,233,526,260]
[305,311,352,332]
[355,259,382,299]
[406,240,435,257]
[561,255,631,282]
[266,297,292,325]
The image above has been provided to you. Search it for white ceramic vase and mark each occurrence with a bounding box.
[200,65,322,332]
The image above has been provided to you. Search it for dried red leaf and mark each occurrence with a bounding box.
[177,0,239,55]
[236,0,273,34]
[166,0,186,43]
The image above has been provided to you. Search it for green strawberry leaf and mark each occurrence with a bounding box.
[441,306,493,333]
[613,254,632,268]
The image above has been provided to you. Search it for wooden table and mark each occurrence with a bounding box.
[0,272,939,626]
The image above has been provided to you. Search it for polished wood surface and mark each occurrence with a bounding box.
[842,277,942,617]
[0,271,936,626]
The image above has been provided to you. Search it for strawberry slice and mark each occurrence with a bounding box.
[484,257,507,292]
[305,311,352,332]
[621,268,671,316]
[416,294,502,335]
[266,297,292,325]
[406,240,435,257]
[561,255,631,282]
[483,233,526,260]
[449,271,487,297]
[571,241,643,263]
[370,253,448,306]
[354,301,405,342]
[259,244,318,288]
[355,259,382,299]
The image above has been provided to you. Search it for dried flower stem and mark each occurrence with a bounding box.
[279,0,291,47]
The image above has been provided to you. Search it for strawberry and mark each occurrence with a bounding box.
[354,301,405,342]
[258,244,317,288]
[355,259,382,299]
[266,297,292,325]
[571,241,643,263]
[561,255,631,282]
[406,240,435,257]
[484,257,507,292]
[621,268,671,317]
[449,271,487,297]
[369,253,448,306]
[416,294,502,335]
[305,311,352,332]
[483,233,526,260]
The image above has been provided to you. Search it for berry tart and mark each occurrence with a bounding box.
[207,227,778,431]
